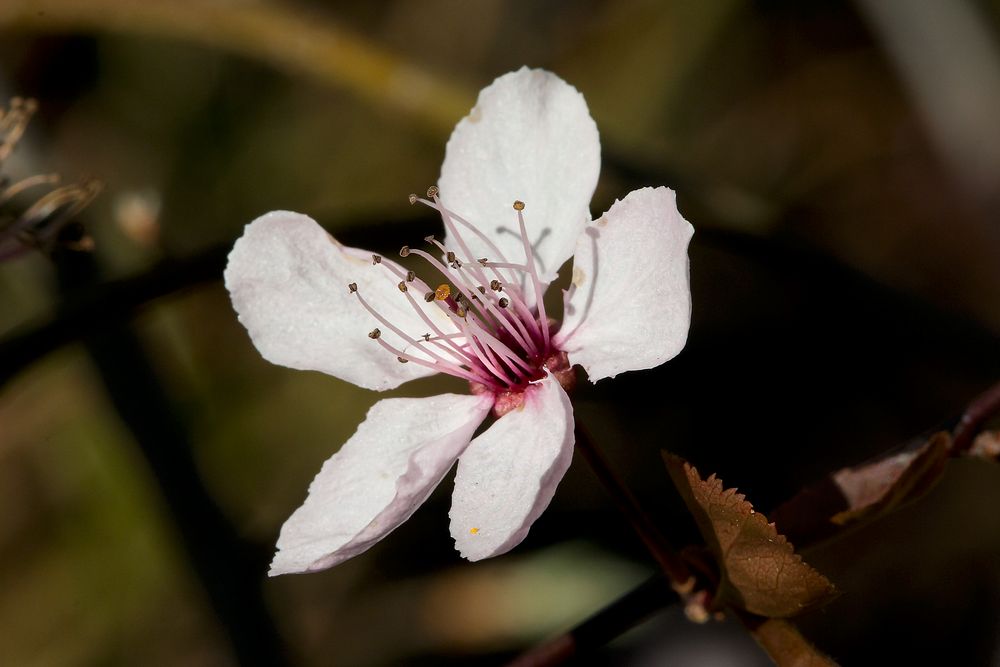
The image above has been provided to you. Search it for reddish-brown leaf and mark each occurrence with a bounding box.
[664,454,837,618]
[830,431,949,526]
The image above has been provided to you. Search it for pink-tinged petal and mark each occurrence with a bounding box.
[450,373,574,561]
[439,67,600,287]
[270,392,491,575]
[556,187,693,382]
[225,211,456,391]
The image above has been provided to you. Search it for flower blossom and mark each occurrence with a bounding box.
[224,68,693,575]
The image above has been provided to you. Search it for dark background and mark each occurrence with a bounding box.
[1,1,999,665]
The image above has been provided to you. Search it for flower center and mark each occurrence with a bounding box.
[350,187,571,412]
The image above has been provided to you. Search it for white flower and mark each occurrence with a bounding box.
[224,68,694,575]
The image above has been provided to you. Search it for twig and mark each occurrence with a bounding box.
[505,575,675,667]
[0,214,437,388]
[514,378,1000,665]
[951,379,1000,453]
[573,422,693,591]
[0,245,228,386]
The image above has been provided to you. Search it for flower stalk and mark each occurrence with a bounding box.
[573,421,696,597]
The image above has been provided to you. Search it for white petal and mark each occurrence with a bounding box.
[225,210,456,391]
[270,392,491,575]
[450,373,574,561]
[439,67,600,288]
[556,187,693,382]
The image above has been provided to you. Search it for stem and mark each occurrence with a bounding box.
[951,379,1000,453]
[505,575,676,667]
[574,421,693,591]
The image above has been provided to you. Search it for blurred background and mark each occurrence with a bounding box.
[1,0,999,665]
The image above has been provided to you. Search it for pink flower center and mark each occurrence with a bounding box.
[349,188,574,415]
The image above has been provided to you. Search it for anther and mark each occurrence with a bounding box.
[372,254,382,265]
[408,193,418,205]
[446,251,456,263]
[397,356,408,363]
[478,258,489,266]
[348,282,358,293]
[397,281,407,292]
[477,285,486,294]
[435,284,451,300]
[399,245,410,257]
[456,305,467,318]
[405,270,415,282]
[424,291,435,302]
[422,333,431,342]
[451,258,462,268]
[498,297,510,308]
[368,328,381,339]
[490,279,502,291]
[513,200,525,211]
[427,185,439,198]
[424,235,435,243]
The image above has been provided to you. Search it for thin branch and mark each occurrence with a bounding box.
[0,215,436,388]
[512,379,1000,666]
[574,421,693,591]
[951,379,1000,453]
[0,244,228,386]
[505,575,675,667]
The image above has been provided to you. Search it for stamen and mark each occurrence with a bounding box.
[418,197,520,287]
[423,238,490,316]
[423,233,539,355]
[355,287,491,382]
[514,200,550,349]
[348,282,358,293]
[426,195,502,298]
[375,336,495,388]
[461,318,535,375]
[408,246,492,324]
[482,261,528,270]
[346,189,564,394]
[370,257,487,367]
